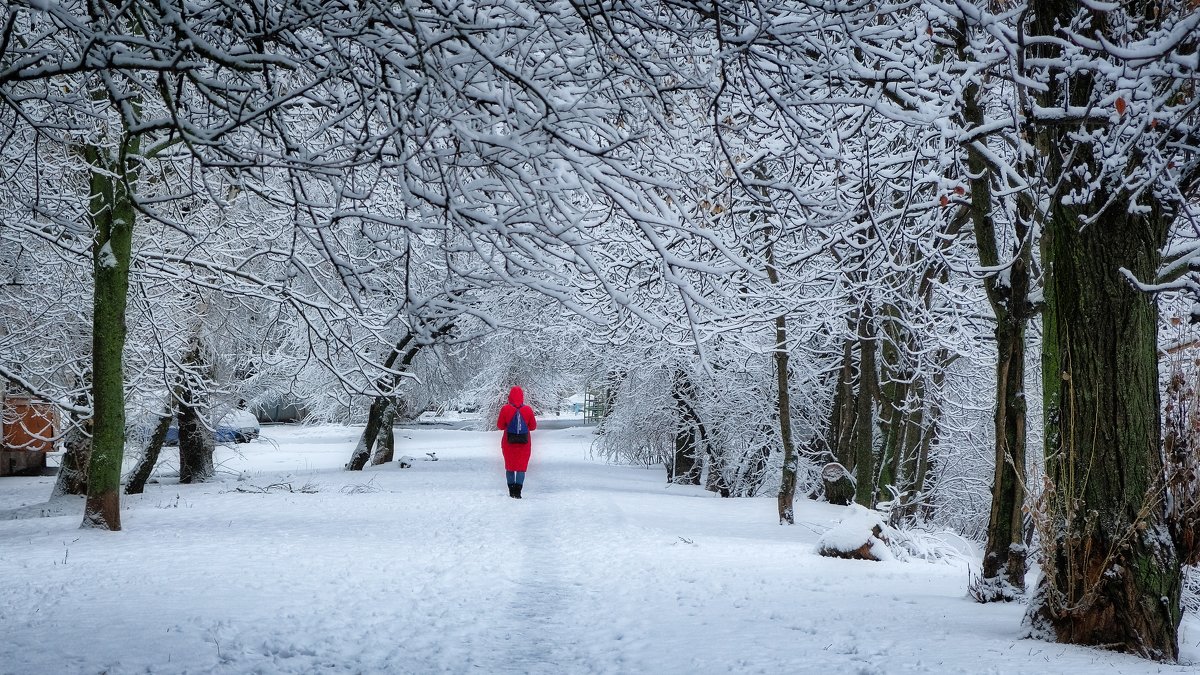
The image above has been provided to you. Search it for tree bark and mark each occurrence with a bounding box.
[52,389,93,498]
[348,394,391,471]
[827,331,859,469]
[761,234,798,523]
[1021,3,1182,658]
[705,442,731,498]
[668,369,703,485]
[82,143,135,531]
[876,367,911,505]
[978,310,1029,601]
[177,384,215,484]
[349,325,449,470]
[891,349,950,524]
[670,427,701,484]
[370,399,398,466]
[1026,200,1180,659]
[773,312,797,522]
[125,407,173,495]
[53,423,92,498]
[958,48,1032,601]
[851,301,878,507]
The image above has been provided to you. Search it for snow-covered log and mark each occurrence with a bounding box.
[817,506,893,562]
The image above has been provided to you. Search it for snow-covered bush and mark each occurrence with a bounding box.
[591,365,674,469]
[591,346,792,497]
[819,505,978,565]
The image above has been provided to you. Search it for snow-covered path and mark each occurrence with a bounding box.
[1,424,1196,674]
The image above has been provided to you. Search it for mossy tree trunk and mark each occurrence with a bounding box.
[1021,2,1182,658]
[81,141,136,531]
[874,303,905,504]
[850,299,878,508]
[1027,199,1180,659]
[956,37,1033,601]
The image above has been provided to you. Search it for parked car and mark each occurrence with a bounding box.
[163,409,261,445]
[217,409,261,443]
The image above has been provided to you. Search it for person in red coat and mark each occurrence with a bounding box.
[497,385,537,499]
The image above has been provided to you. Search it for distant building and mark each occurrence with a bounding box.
[1,386,57,476]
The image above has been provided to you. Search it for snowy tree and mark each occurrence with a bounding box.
[1018,2,1200,659]
[1,0,705,528]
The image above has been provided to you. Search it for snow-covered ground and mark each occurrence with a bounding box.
[1,424,1196,674]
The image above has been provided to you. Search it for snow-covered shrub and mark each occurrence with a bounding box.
[463,331,587,429]
[591,365,674,469]
[887,525,978,565]
[591,349,791,497]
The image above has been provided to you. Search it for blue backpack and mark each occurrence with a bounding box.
[506,405,529,444]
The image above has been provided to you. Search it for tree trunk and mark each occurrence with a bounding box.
[177,385,214,484]
[670,427,701,484]
[774,313,798,523]
[1026,201,1179,658]
[1021,3,1182,658]
[349,328,443,470]
[875,303,903,498]
[370,399,398,466]
[82,144,135,531]
[125,407,173,495]
[851,301,878,507]
[669,370,702,485]
[53,420,91,498]
[704,443,731,498]
[827,332,859,469]
[761,233,799,523]
[876,373,910,504]
[891,349,949,524]
[978,312,1029,601]
[349,394,390,471]
[959,53,1032,602]
[53,387,93,498]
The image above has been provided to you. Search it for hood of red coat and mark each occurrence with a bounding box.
[508,386,525,407]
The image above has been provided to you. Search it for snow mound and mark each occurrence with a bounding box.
[817,505,894,561]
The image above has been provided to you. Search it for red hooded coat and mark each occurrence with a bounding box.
[497,386,537,472]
